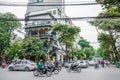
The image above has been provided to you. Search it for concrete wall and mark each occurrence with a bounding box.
[27,0,65,14]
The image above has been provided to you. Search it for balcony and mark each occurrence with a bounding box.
[39,33,53,39]
[25,20,53,29]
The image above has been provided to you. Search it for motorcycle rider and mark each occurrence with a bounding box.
[45,58,52,68]
[45,58,57,72]
[71,60,78,69]
[33,59,52,77]
[37,59,43,72]
[54,58,60,67]
[95,61,99,69]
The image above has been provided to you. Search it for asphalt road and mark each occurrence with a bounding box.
[0,65,120,80]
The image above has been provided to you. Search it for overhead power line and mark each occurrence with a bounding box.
[0,15,120,21]
[0,1,97,4]
[0,2,118,6]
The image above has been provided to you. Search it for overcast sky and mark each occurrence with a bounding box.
[0,0,103,49]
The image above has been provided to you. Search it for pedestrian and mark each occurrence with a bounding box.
[2,60,6,68]
[101,60,104,67]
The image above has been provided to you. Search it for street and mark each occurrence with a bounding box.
[0,65,120,80]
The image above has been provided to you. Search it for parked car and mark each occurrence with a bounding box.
[77,60,89,68]
[104,60,110,65]
[8,59,37,71]
[88,60,97,66]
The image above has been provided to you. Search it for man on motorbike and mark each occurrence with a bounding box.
[71,59,78,67]
[37,59,43,71]
[45,58,55,72]
[34,59,52,77]
[54,59,60,66]
[45,58,52,68]
[67,60,81,73]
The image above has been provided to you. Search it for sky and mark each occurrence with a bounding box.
[0,0,103,49]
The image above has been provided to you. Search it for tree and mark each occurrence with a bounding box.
[0,12,21,56]
[52,23,80,61]
[70,49,84,60]
[22,37,46,61]
[83,47,95,60]
[97,33,118,62]
[78,38,91,49]
[97,44,114,62]
[96,0,120,14]
[5,39,23,60]
[89,12,120,61]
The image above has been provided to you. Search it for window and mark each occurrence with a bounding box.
[29,0,37,3]
[15,61,21,64]
[38,0,43,2]
[28,0,43,3]
[53,10,56,15]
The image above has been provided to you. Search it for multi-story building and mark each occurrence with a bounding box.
[25,0,66,63]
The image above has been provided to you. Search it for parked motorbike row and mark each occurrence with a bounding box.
[33,64,62,77]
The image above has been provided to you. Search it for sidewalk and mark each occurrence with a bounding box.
[107,64,119,69]
[0,65,8,70]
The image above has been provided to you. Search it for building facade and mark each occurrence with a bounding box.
[25,0,66,63]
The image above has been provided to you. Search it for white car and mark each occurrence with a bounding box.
[77,60,89,68]
[104,60,110,65]
[8,60,37,71]
[88,60,97,66]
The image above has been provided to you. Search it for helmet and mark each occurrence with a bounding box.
[40,59,42,62]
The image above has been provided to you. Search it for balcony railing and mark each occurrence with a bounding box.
[25,20,53,28]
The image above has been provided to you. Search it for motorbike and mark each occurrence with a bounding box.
[33,67,52,77]
[47,65,59,75]
[67,64,81,73]
[55,64,62,71]
[101,64,104,67]
[95,63,99,69]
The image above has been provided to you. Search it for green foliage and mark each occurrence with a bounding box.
[52,23,80,50]
[83,47,95,59]
[5,39,23,60]
[89,0,120,61]
[70,49,84,60]
[77,38,95,59]
[96,0,120,14]
[52,23,80,61]
[88,0,120,61]
[4,37,47,61]
[98,33,113,44]
[89,15,120,32]
[0,12,21,55]
[70,47,95,60]
[78,38,91,49]
[53,23,80,45]
[22,37,46,57]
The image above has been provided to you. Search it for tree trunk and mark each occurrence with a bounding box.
[65,42,70,62]
[109,31,120,61]
[111,44,120,61]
